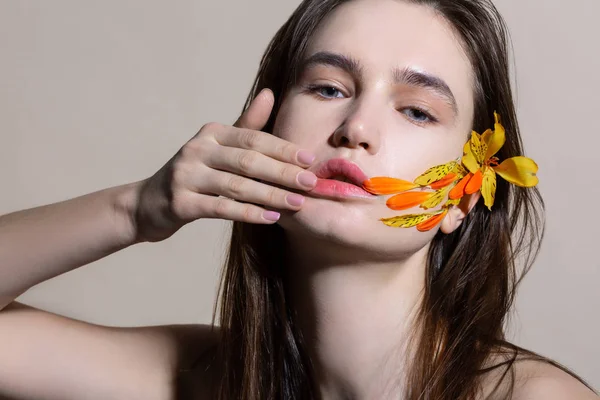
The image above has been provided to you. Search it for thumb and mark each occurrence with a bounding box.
[234,88,275,130]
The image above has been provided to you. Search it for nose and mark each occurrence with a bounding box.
[331,98,382,154]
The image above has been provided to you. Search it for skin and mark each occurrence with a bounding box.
[273,1,476,397]
[0,0,596,399]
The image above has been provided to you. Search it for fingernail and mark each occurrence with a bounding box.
[263,211,281,222]
[297,171,318,188]
[297,150,316,165]
[286,193,305,207]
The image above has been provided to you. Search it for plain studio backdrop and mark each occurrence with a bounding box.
[1,0,598,390]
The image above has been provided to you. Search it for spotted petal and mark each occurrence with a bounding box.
[481,128,493,146]
[380,213,436,228]
[493,156,539,187]
[469,130,488,165]
[421,185,450,209]
[444,198,461,207]
[451,163,469,179]
[414,160,458,186]
[481,166,497,210]
[462,137,481,174]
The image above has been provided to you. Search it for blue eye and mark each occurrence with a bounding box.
[401,108,436,125]
[306,84,345,99]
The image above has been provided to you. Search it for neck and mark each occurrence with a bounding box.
[284,232,428,400]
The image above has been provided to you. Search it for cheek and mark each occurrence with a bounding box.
[278,199,438,258]
[377,131,466,182]
[272,94,341,148]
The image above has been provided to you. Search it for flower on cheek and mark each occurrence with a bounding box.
[450,112,539,209]
[362,112,539,231]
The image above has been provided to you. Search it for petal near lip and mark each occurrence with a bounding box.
[386,191,433,210]
[362,177,419,195]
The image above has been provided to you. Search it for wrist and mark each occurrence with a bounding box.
[111,179,147,246]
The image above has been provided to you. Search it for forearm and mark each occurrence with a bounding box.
[0,181,143,310]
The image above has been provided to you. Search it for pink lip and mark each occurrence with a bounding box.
[308,158,375,200]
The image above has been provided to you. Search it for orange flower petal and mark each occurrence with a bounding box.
[362,177,419,195]
[465,169,483,194]
[386,191,434,210]
[429,173,458,190]
[416,209,448,232]
[449,173,472,200]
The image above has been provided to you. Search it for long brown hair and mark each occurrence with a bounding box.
[212,1,594,398]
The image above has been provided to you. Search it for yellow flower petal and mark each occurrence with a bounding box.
[484,124,505,160]
[493,156,539,187]
[463,139,471,155]
[451,162,469,179]
[462,141,481,174]
[481,166,497,210]
[481,128,493,147]
[421,185,450,210]
[469,130,487,165]
[444,198,461,207]
[414,160,458,186]
[380,212,437,228]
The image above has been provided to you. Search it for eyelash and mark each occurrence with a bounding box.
[304,83,346,100]
[303,84,438,126]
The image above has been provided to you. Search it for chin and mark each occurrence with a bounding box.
[277,197,432,259]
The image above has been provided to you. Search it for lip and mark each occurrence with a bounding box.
[308,158,376,200]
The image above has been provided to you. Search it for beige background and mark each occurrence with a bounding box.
[1,0,598,389]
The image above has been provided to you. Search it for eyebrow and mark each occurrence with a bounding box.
[299,51,459,116]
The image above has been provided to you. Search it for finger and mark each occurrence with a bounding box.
[198,168,307,211]
[214,128,316,168]
[234,88,275,131]
[194,193,281,224]
[205,146,317,190]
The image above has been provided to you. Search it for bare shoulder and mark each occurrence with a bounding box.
[480,349,598,400]
[511,359,598,400]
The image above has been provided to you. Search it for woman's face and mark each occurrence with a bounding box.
[273,0,475,259]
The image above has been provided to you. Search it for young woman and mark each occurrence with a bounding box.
[0,0,597,399]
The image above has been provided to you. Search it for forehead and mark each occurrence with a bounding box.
[305,0,474,121]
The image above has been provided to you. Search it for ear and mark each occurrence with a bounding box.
[440,191,481,234]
